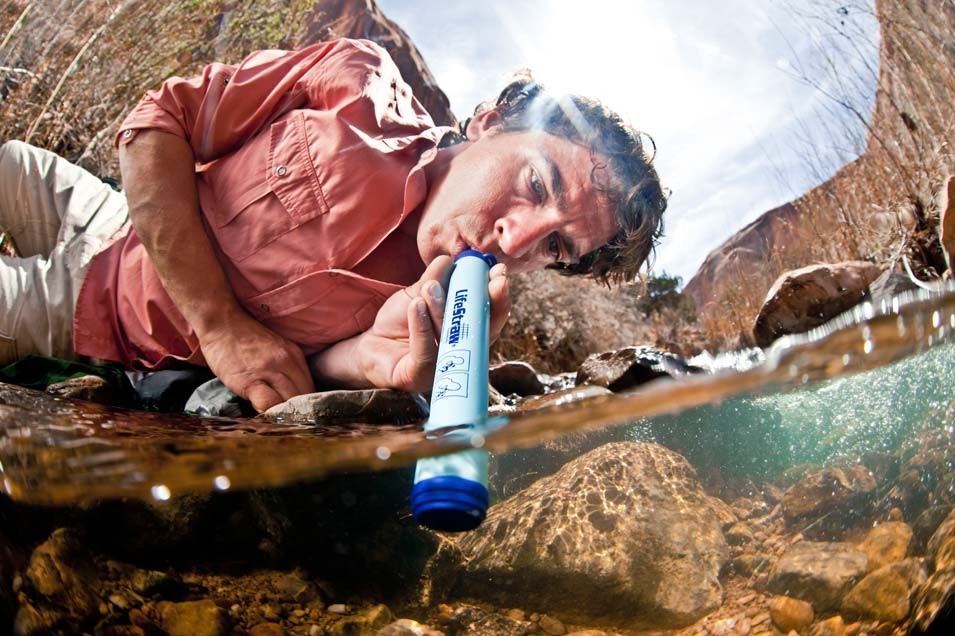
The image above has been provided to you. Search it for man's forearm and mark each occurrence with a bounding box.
[119,130,244,337]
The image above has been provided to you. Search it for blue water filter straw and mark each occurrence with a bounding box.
[410,249,497,532]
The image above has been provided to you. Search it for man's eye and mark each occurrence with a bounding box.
[530,167,546,202]
[547,233,562,260]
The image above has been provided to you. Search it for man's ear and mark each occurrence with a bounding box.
[465,108,503,140]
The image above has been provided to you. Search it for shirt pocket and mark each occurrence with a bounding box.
[243,270,386,350]
[203,110,330,262]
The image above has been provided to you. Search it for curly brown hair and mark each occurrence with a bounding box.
[459,71,668,286]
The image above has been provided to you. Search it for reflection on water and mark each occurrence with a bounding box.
[1,286,954,506]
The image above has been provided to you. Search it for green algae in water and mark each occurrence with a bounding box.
[632,341,955,481]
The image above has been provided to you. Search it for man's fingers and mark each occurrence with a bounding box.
[284,348,316,396]
[404,298,437,390]
[246,380,284,413]
[423,280,446,340]
[407,255,453,297]
[488,266,511,342]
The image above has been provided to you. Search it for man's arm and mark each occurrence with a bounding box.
[309,258,510,392]
[120,129,315,412]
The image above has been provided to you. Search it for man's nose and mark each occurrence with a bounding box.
[494,214,549,259]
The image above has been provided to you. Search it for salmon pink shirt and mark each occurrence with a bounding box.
[73,39,450,369]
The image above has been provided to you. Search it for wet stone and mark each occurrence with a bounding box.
[707,496,740,530]
[732,553,773,577]
[326,603,393,636]
[781,465,877,532]
[767,541,869,611]
[538,613,566,635]
[45,374,119,405]
[752,261,882,347]
[725,522,756,546]
[768,595,814,633]
[910,505,955,632]
[808,615,846,636]
[248,622,284,636]
[858,522,912,572]
[377,618,444,636]
[156,599,230,636]
[911,505,953,554]
[445,605,535,636]
[454,442,728,630]
[574,346,701,392]
[841,558,927,622]
[264,389,428,424]
[17,528,101,632]
[489,361,546,396]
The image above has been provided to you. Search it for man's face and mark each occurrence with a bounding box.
[416,122,617,273]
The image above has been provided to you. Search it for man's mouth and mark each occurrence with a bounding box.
[452,235,470,255]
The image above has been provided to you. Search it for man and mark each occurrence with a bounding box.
[0,39,666,412]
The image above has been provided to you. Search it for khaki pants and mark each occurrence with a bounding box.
[0,140,129,366]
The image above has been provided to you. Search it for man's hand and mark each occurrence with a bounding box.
[199,312,315,412]
[310,256,510,392]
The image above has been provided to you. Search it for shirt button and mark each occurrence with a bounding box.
[275,165,288,177]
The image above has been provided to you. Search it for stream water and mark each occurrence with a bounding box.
[1,285,953,508]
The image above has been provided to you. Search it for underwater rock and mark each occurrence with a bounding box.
[911,505,953,554]
[808,615,846,636]
[706,496,740,530]
[15,528,101,634]
[574,346,701,392]
[885,427,955,519]
[732,553,774,577]
[781,465,877,533]
[453,442,728,629]
[858,522,912,572]
[752,261,882,348]
[725,522,756,546]
[768,595,814,633]
[377,618,445,636]
[156,599,230,636]
[767,541,868,611]
[325,603,393,635]
[489,361,546,397]
[910,505,955,632]
[488,394,625,501]
[841,558,927,622]
[441,604,535,636]
[264,389,428,424]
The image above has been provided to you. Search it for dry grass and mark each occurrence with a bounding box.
[0,0,325,176]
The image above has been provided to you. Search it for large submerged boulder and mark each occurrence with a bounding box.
[451,442,729,629]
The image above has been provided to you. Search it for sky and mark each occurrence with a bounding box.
[376,0,881,283]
